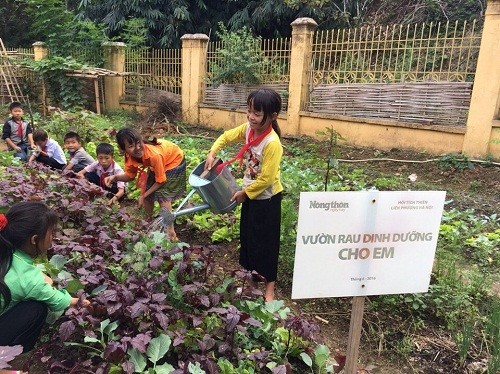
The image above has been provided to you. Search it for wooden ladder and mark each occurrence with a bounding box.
[0,38,26,104]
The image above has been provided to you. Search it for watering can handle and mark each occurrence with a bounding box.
[201,158,221,178]
[199,169,210,179]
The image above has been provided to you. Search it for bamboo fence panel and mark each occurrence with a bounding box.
[204,83,289,112]
[307,82,472,126]
[307,20,480,125]
[204,37,291,110]
[310,20,481,84]
[124,48,181,104]
[206,38,291,86]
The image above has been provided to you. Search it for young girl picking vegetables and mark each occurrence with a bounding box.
[0,201,90,352]
[104,127,186,241]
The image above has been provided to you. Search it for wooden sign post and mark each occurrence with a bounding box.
[292,191,446,370]
[344,296,365,373]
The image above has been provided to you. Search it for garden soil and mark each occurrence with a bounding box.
[9,124,498,373]
[173,125,499,374]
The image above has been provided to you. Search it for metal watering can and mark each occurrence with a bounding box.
[151,159,239,230]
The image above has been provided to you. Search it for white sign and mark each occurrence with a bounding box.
[291,190,446,299]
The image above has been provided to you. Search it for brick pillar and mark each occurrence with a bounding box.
[287,18,318,136]
[181,34,210,124]
[102,42,126,111]
[462,0,500,158]
[32,42,48,61]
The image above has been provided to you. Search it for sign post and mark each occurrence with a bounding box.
[344,296,365,373]
[291,191,446,371]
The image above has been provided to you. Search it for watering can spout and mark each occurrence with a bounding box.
[150,160,239,232]
[160,207,175,227]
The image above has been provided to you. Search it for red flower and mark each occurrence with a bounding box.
[0,214,7,230]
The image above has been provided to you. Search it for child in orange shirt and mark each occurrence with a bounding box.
[104,128,186,240]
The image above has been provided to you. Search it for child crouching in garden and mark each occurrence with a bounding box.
[0,201,90,352]
[104,127,186,241]
[77,142,126,205]
[28,129,67,170]
[62,131,94,173]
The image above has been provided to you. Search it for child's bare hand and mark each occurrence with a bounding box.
[205,152,216,170]
[70,297,91,308]
[103,175,114,187]
[107,197,118,206]
[231,190,247,204]
[44,273,54,285]
[137,195,145,208]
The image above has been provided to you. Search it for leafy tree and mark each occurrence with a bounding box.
[0,0,37,47]
[76,0,210,48]
[366,0,485,25]
[209,24,265,86]
[227,0,374,35]
[3,0,107,64]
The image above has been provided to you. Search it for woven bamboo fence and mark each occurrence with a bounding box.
[203,83,289,112]
[203,37,290,111]
[306,20,480,126]
[123,48,181,104]
[310,20,480,85]
[307,81,472,126]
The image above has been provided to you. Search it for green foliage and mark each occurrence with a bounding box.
[315,127,344,192]
[300,344,334,373]
[465,228,500,268]
[109,231,176,282]
[76,0,210,48]
[208,24,267,86]
[455,317,475,366]
[0,151,19,167]
[189,209,240,242]
[372,176,404,190]
[65,319,120,358]
[486,299,500,374]
[25,0,75,42]
[21,0,107,65]
[114,18,148,49]
[437,153,473,171]
[22,56,86,109]
[370,0,485,24]
[440,209,499,270]
[37,109,127,148]
[128,334,175,373]
[0,1,35,46]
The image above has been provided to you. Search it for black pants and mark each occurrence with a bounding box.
[85,171,121,198]
[0,301,48,352]
[35,154,66,170]
[239,192,282,282]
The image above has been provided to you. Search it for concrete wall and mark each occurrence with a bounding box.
[29,2,500,160]
[179,1,500,160]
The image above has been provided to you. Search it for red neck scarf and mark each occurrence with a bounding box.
[99,161,115,188]
[16,121,23,138]
[216,124,273,173]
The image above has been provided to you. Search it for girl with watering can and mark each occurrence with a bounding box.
[205,88,283,302]
[104,127,186,241]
